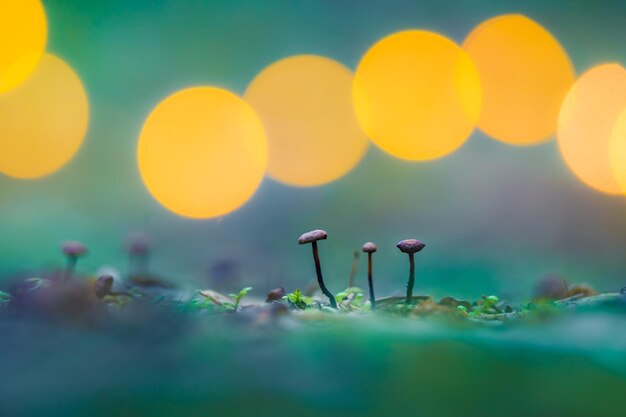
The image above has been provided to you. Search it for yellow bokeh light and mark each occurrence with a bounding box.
[0,0,47,93]
[0,53,89,179]
[609,107,626,194]
[463,14,575,145]
[353,30,481,161]
[244,55,368,187]
[138,87,268,219]
[557,64,626,194]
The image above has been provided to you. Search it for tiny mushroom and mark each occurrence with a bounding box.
[266,286,286,303]
[94,275,114,299]
[125,232,151,275]
[396,239,426,304]
[61,241,88,283]
[94,275,131,299]
[362,242,377,310]
[298,229,337,308]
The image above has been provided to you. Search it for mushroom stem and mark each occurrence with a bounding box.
[406,253,415,304]
[367,252,376,310]
[312,241,337,308]
[64,256,77,284]
[129,253,149,276]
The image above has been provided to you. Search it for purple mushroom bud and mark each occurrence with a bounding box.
[125,232,151,256]
[396,239,426,304]
[62,241,87,258]
[298,229,336,308]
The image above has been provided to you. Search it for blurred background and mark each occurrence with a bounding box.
[2,0,626,299]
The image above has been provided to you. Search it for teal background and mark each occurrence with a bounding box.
[2,0,626,298]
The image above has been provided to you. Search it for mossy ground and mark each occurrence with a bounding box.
[1,276,625,417]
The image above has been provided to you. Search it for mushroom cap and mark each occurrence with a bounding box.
[362,242,377,253]
[61,241,88,257]
[298,229,328,244]
[125,232,151,256]
[94,275,114,299]
[396,239,425,254]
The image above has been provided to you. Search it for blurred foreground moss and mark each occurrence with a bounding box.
[1,288,625,417]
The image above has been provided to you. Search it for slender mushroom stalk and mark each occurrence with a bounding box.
[348,250,359,288]
[298,229,337,309]
[61,241,88,284]
[396,239,426,304]
[362,242,377,310]
[94,275,132,299]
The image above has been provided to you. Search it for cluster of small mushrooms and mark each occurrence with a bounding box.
[61,231,424,310]
[298,229,425,309]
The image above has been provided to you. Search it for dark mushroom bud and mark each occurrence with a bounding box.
[298,229,337,308]
[266,286,286,303]
[61,241,87,283]
[94,275,114,299]
[362,242,377,310]
[94,275,131,299]
[396,239,426,304]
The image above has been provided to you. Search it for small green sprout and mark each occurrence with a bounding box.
[177,296,215,313]
[283,289,313,309]
[225,287,252,312]
[472,295,501,315]
[336,287,366,309]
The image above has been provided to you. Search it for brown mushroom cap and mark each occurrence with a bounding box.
[266,286,286,302]
[61,241,88,257]
[396,239,425,254]
[94,275,114,299]
[298,229,328,244]
[362,242,377,253]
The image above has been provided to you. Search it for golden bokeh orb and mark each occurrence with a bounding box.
[138,87,268,219]
[353,30,481,161]
[0,53,89,179]
[0,0,47,93]
[244,55,368,187]
[558,63,626,194]
[609,108,626,194]
[463,14,575,145]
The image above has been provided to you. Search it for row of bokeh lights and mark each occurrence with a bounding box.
[4,2,626,218]
[0,1,88,179]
